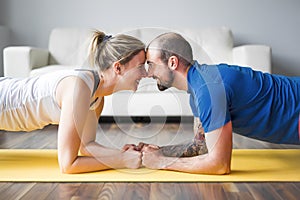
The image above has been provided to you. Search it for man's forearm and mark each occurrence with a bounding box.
[160,117,207,157]
[160,139,208,157]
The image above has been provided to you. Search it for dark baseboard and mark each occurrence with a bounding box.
[99,116,193,123]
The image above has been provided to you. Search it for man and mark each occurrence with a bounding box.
[141,32,300,174]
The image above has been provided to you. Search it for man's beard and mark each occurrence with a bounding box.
[157,70,174,91]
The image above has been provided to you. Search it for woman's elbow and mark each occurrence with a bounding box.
[60,163,75,174]
[79,146,90,157]
[59,159,77,174]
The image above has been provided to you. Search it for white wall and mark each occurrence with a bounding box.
[0,26,10,76]
[0,0,299,76]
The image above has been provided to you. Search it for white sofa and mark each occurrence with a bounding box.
[3,27,271,117]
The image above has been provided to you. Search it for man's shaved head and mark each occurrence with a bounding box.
[147,32,193,67]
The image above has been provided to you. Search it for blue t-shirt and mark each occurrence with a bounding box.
[187,61,300,144]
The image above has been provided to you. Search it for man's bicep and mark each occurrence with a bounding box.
[194,117,205,140]
[205,121,233,154]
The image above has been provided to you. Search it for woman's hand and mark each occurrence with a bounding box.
[121,146,143,169]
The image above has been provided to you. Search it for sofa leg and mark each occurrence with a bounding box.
[98,116,193,124]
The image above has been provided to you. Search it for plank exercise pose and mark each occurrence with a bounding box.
[0,31,147,173]
[137,32,300,174]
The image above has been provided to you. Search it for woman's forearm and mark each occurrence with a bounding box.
[60,142,125,173]
[61,142,141,174]
[60,154,123,174]
[80,141,122,157]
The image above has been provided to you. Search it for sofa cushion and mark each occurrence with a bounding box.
[48,27,234,67]
[48,28,92,66]
[180,27,234,64]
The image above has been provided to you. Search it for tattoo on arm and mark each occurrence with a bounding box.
[194,117,205,140]
[159,117,208,157]
[160,139,208,157]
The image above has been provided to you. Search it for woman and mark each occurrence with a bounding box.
[0,30,147,173]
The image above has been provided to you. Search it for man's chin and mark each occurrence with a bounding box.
[157,84,169,91]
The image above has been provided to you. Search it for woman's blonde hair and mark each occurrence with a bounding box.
[89,30,145,71]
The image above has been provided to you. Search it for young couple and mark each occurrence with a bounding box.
[1,30,299,174]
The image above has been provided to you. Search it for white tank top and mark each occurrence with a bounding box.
[0,70,99,132]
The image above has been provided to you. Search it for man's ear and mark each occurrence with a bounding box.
[113,61,122,75]
[168,56,179,71]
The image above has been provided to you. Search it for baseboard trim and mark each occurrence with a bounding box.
[99,116,193,123]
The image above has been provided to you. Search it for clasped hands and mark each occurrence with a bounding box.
[121,142,164,169]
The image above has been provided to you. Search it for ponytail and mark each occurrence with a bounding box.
[89,29,145,72]
[89,30,105,68]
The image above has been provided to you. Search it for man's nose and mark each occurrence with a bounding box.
[141,66,148,78]
[142,68,148,78]
[146,67,153,78]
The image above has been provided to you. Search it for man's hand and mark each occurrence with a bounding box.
[141,146,169,169]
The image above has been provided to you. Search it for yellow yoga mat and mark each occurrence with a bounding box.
[0,149,299,182]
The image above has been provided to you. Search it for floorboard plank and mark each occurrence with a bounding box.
[45,183,81,199]
[21,183,57,200]
[97,183,127,199]
[197,183,227,200]
[0,183,36,200]
[123,183,150,200]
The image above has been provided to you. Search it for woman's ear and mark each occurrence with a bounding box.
[113,61,122,75]
[168,56,179,71]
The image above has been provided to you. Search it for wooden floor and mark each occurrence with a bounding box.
[1,121,300,200]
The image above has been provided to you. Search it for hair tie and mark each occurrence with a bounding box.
[103,35,112,42]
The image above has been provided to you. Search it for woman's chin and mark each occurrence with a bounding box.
[115,86,137,92]
[131,83,139,91]
[132,85,138,92]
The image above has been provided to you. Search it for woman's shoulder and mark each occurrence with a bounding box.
[55,69,96,95]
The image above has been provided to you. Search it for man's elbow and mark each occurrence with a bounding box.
[192,157,231,175]
[196,165,230,175]
[214,163,231,175]
[210,158,231,175]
